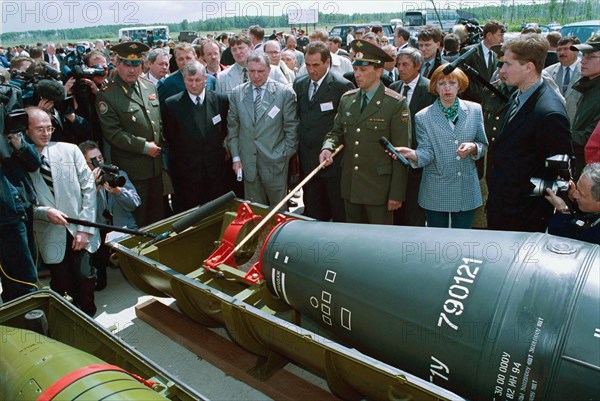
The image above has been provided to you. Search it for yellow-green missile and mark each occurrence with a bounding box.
[0,325,169,401]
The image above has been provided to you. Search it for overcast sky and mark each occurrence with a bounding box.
[2,0,535,33]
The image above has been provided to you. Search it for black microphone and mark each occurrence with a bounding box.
[442,46,478,75]
[379,137,409,166]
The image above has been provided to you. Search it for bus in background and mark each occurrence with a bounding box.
[118,26,170,44]
[404,9,464,33]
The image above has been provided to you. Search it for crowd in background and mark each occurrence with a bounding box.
[1,20,599,314]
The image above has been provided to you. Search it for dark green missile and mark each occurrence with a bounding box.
[261,221,600,400]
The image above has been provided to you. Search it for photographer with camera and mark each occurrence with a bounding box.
[545,163,600,244]
[64,50,110,147]
[0,105,42,303]
[35,79,92,144]
[79,140,140,290]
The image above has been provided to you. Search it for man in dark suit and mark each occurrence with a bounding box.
[417,26,445,79]
[96,41,164,227]
[162,61,229,212]
[293,41,354,222]
[320,40,411,225]
[487,34,572,233]
[390,47,436,226]
[459,20,505,103]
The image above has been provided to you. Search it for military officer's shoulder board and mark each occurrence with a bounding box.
[100,80,117,93]
[383,87,402,100]
[342,88,360,97]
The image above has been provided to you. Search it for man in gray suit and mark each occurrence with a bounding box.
[293,41,354,221]
[390,47,436,226]
[227,52,299,207]
[543,35,582,123]
[26,107,100,316]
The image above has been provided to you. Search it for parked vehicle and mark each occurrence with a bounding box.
[560,20,600,42]
[178,30,198,43]
[329,23,394,47]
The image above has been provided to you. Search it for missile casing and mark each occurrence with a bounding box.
[1,325,169,401]
[261,221,600,400]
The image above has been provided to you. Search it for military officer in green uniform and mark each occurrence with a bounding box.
[96,41,164,227]
[473,47,515,228]
[320,39,411,225]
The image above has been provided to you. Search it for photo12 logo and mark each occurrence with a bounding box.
[2,1,140,25]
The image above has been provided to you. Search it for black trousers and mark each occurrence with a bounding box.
[47,231,97,316]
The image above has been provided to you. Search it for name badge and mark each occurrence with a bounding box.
[212,114,222,125]
[268,106,280,119]
[320,102,334,112]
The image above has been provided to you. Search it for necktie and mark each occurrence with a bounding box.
[562,67,571,94]
[487,50,494,69]
[254,87,262,122]
[402,84,410,98]
[389,71,394,81]
[131,83,141,98]
[242,68,249,83]
[196,96,202,106]
[40,155,54,194]
[360,93,368,113]
[310,81,318,101]
[423,62,431,78]
[507,96,520,123]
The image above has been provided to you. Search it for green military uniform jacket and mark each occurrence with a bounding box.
[322,83,411,205]
[96,74,163,181]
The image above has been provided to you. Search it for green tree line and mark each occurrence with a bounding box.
[2,0,597,46]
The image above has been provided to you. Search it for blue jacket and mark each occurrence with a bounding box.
[0,139,41,225]
[548,213,600,245]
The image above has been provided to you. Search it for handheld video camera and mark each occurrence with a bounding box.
[0,108,28,162]
[457,18,483,46]
[529,154,572,197]
[91,157,126,188]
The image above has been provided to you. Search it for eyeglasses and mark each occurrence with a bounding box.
[265,51,280,55]
[582,53,600,61]
[31,126,55,134]
[436,81,459,87]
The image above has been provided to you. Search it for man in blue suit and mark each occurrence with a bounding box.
[487,34,572,233]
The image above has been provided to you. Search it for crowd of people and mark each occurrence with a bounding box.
[1,21,599,315]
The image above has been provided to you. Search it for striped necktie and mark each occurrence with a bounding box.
[40,155,54,195]
[423,62,431,78]
[507,96,520,123]
[242,68,249,83]
[310,81,318,101]
[254,87,262,122]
